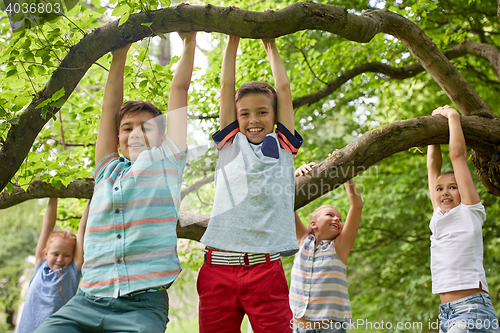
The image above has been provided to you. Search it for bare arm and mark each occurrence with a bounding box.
[335,180,363,265]
[294,212,309,245]
[35,198,58,267]
[219,35,240,129]
[427,144,442,211]
[262,38,294,133]
[95,44,131,164]
[74,200,90,270]
[433,105,480,205]
[294,162,317,243]
[167,31,197,152]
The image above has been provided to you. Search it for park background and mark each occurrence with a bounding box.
[1,0,500,332]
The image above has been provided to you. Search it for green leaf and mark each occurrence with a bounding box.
[6,69,17,77]
[61,176,73,187]
[7,116,20,125]
[141,22,153,28]
[5,182,13,195]
[156,32,168,40]
[36,99,51,109]
[112,3,130,17]
[52,98,67,108]
[51,178,62,190]
[118,12,130,27]
[51,87,66,101]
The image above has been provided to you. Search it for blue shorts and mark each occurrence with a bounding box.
[34,289,169,333]
[438,293,499,333]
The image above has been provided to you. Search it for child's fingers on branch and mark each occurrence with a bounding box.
[261,9,276,48]
[261,38,276,50]
[175,4,196,41]
[295,162,317,177]
[228,34,241,43]
[328,149,340,158]
[431,105,458,118]
[178,31,197,42]
[175,3,197,41]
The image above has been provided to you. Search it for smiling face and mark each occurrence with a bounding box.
[435,173,461,212]
[118,111,162,161]
[310,206,344,241]
[44,238,75,271]
[236,92,277,144]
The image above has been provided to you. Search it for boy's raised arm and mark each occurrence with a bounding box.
[74,199,90,270]
[294,212,309,244]
[167,31,197,152]
[35,198,58,267]
[427,144,442,211]
[433,105,480,206]
[95,44,131,164]
[262,38,294,133]
[336,179,363,264]
[219,35,240,129]
[294,162,317,243]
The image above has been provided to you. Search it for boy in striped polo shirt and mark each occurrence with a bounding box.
[197,32,303,332]
[35,31,197,333]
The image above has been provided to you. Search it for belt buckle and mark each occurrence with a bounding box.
[238,253,251,267]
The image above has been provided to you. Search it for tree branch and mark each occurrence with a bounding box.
[450,40,500,80]
[292,46,471,109]
[371,9,495,118]
[3,115,500,241]
[1,3,497,201]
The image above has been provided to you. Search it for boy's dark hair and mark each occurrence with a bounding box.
[116,100,166,134]
[235,81,277,113]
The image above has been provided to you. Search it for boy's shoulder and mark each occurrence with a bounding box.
[213,121,303,157]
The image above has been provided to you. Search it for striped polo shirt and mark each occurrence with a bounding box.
[290,235,352,322]
[80,136,187,297]
[201,121,303,256]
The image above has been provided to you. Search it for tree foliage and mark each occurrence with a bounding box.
[1,0,500,331]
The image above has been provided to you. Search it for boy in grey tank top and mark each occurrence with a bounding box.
[198,25,303,332]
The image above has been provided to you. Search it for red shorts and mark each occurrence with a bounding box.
[197,250,292,333]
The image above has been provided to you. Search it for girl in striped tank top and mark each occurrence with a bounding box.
[290,162,363,333]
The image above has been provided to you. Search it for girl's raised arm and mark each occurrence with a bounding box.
[35,198,58,267]
[427,144,442,211]
[433,106,480,206]
[335,180,363,265]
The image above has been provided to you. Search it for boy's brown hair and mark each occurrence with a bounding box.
[235,81,277,113]
[116,100,166,134]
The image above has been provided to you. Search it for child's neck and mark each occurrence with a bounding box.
[314,234,333,247]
